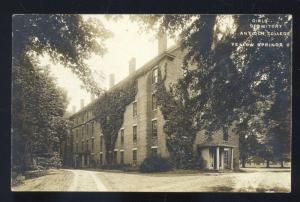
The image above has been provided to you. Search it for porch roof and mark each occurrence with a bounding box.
[197,143,237,148]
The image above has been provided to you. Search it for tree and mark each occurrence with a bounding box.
[131,14,292,166]
[94,80,137,164]
[12,57,69,171]
[156,67,198,168]
[12,14,112,95]
[12,14,112,172]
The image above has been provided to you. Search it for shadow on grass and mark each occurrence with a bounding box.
[211,185,234,192]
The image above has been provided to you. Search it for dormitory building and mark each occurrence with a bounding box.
[62,34,239,171]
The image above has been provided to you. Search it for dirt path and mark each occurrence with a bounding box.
[12,168,290,192]
[67,169,107,191]
[12,169,74,191]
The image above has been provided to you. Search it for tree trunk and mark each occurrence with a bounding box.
[281,160,284,168]
[266,160,270,168]
[241,158,246,168]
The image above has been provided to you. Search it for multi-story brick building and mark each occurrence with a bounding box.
[63,35,239,171]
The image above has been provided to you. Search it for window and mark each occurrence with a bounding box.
[82,127,84,139]
[151,147,158,156]
[113,151,118,164]
[120,129,124,145]
[133,101,137,117]
[152,68,158,84]
[152,120,157,137]
[120,151,124,164]
[91,122,94,137]
[86,124,89,137]
[86,140,89,151]
[152,93,157,110]
[81,141,84,152]
[91,138,94,153]
[133,125,137,142]
[223,129,229,141]
[76,143,78,153]
[100,135,103,152]
[133,150,137,165]
[100,153,103,165]
[76,129,78,140]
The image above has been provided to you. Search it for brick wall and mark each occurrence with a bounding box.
[66,47,239,169]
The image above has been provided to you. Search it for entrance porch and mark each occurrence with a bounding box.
[197,145,235,170]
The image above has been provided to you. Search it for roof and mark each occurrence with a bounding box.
[197,143,237,148]
[69,43,181,119]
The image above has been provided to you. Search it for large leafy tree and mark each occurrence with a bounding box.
[132,14,292,166]
[12,14,112,95]
[156,67,198,168]
[12,14,111,171]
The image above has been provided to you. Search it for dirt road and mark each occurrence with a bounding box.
[12,168,290,192]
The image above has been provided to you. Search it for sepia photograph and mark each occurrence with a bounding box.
[11,14,291,192]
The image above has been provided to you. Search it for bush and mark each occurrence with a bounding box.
[99,164,137,171]
[35,152,62,169]
[179,154,207,170]
[140,156,173,173]
[24,169,47,179]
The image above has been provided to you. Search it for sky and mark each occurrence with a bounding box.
[39,15,176,113]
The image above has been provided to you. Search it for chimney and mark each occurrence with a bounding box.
[129,57,136,75]
[158,31,167,55]
[80,99,84,109]
[72,105,76,113]
[109,73,115,89]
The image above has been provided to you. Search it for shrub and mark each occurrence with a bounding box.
[35,152,62,169]
[139,156,173,173]
[99,164,136,171]
[24,169,47,179]
[180,154,207,170]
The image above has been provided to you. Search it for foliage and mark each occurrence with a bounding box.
[99,164,136,171]
[12,55,69,172]
[35,152,63,169]
[156,67,198,169]
[12,14,110,172]
[94,80,137,164]
[139,156,173,173]
[131,14,292,164]
[12,14,112,95]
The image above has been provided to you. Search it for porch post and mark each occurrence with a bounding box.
[220,149,224,170]
[231,148,234,169]
[216,147,220,170]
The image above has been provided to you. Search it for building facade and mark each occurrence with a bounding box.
[63,37,239,171]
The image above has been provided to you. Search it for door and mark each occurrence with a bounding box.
[224,149,230,169]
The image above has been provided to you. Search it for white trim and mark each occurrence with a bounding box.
[151,118,158,121]
[120,127,124,130]
[151,146,158,148]
[120,149,125,152]
[132,148,138,150]
[114,149,118,151]
[99,152,103,154]
[132,124,138,127]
